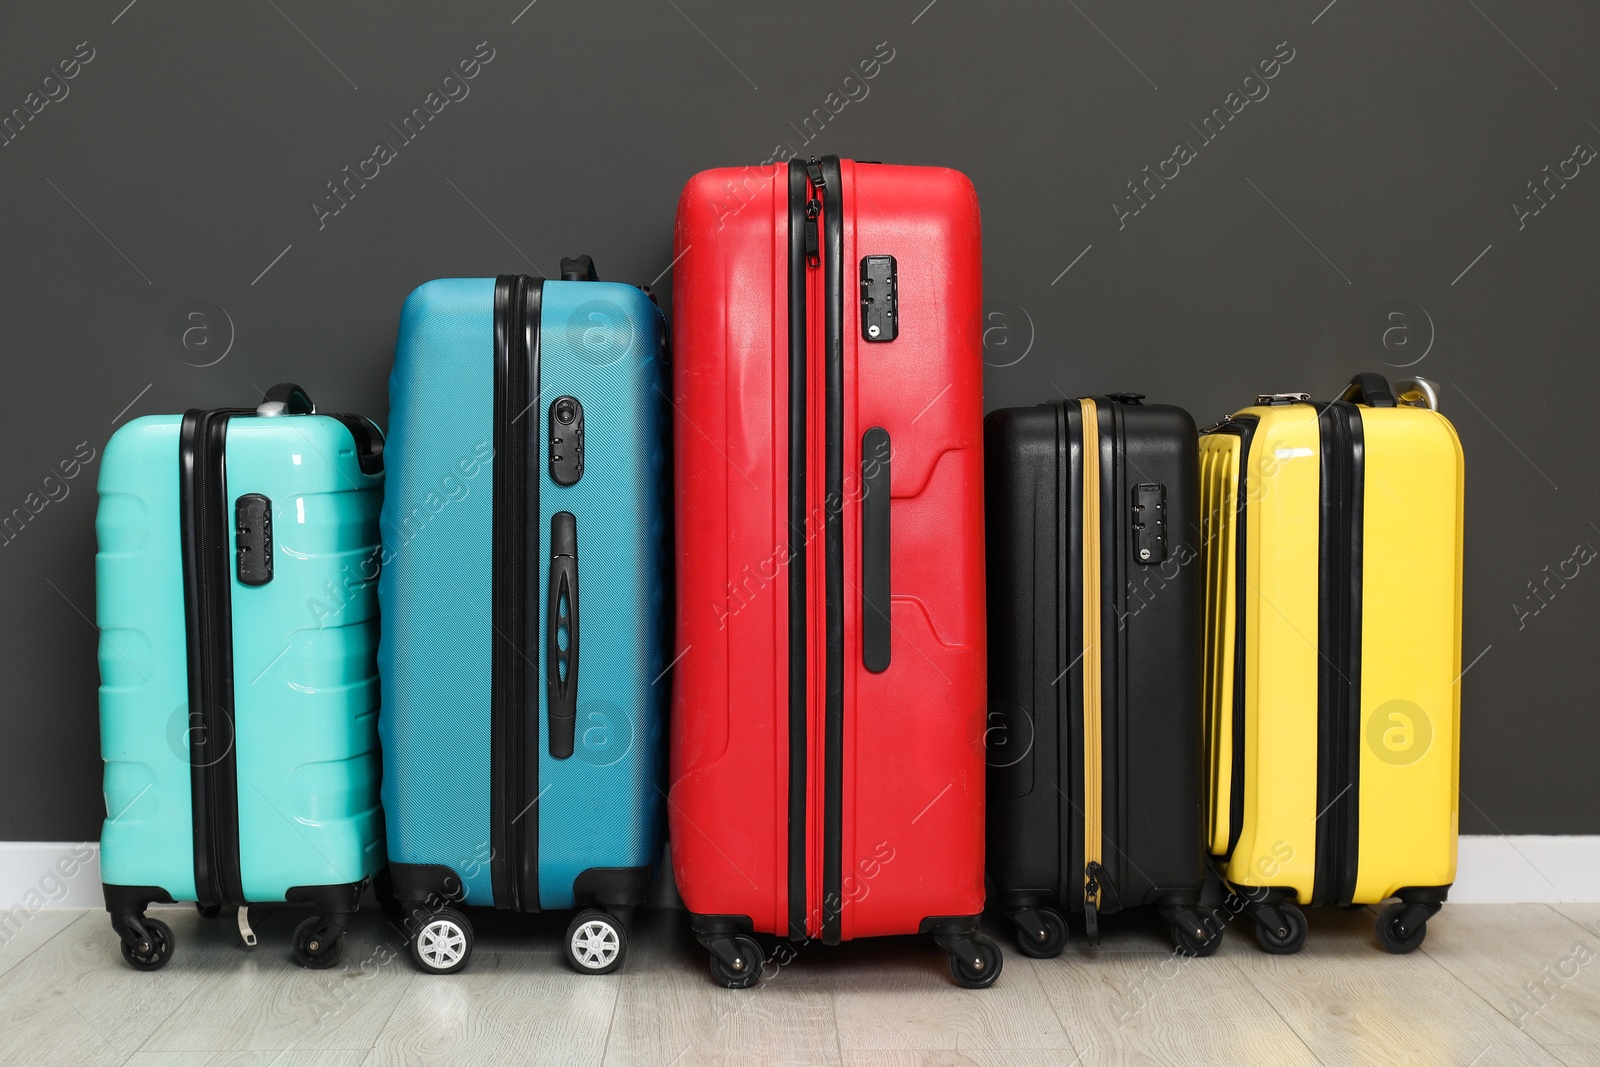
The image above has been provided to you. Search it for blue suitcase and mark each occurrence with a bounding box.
[379,258,670,975]
[96,384,385,970]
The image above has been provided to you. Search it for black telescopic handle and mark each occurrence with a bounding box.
[1338,372,1397,408]
[547,512,579,759]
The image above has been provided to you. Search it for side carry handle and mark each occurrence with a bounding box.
[548,512,580,759]
[330,415,385,475]
[861,428,891,673]
[560,255,598,282]
[1337,372,1397,408]
[257,383,315,416]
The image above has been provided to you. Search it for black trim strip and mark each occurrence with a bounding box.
[490,275,543,913]
[820,154,845,946]
[179,407,251,909]
[520,279,544,907]
[1342,416,1365,905]
[785,159,810,942]
[1102,400,1125,908]
[860,427,891,672]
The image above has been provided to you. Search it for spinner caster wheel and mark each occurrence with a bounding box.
[708,935,764,989]
[565,909,628,975]
[119,917,174,971]
[1253,903,1308,955]
[1171,909,1225,958]
[1012,908,1068,959]
[292,916,345,970]
[948,934,1003,989]
[1374,903,1429,954]
[410,908,473,975]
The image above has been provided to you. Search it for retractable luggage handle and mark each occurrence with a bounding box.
[547,512,579,759]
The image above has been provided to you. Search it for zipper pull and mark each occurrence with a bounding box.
[1083,862,1103,947]
[805,157,826,190]
[236,905,257,948]
[804,196,821,268]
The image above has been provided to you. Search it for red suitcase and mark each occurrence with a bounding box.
[669,156,995,988]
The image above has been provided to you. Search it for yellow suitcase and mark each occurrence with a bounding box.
[1198,373,1463,954]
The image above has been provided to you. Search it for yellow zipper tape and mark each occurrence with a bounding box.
[1079,399,1103,903]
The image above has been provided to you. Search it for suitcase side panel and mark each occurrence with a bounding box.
[1228,404,1321,900]
[378,278,499,906]
[1351,407,1463,900]
[984,406,1064,907]
[1198,430,1242,858]
[842,161,986,938]
[226,417,385,900]
[669,166,790,932]
[1108,403,1205,905]
[535,280,670,909]
[97,415,197,900]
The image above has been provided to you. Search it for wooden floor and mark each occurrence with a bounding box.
[1,902,1596,1065]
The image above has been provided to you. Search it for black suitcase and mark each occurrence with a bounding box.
[985,393,1219,957]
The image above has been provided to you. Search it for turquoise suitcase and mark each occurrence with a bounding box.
[379,258,671,976]
[97,384,385,970]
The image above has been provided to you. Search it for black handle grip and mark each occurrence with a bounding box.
[1338,372,1397,408]
[260,383,315,415]
[559,255,598,282]
[329,414,385,475]
[861,427,891,673]
[547,512,579,759]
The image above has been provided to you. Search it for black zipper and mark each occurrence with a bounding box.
[816,155,845,947]
[490,274,542,912]
[1314,403,1363,906]
[179,407,251,909]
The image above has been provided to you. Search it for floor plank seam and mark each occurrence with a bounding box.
[592,975,622,1066]
[1222,954,1332,1067]
[1034,968,1088,1063]
[1418,923,1555,1042]
[1547,904,1600,941]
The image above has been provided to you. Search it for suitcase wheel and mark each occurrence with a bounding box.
[706,935,764,990]
[1011,908,1068,959]
[565,909,628,976]
[947,934,1003,990]
[117,917,174,971]
[194,903,222,920]
[292,915,346,970]
[1252,902,1308,955]
[1374,902,1430,954]
[1170,909,1225,958]
[409,908,474,975]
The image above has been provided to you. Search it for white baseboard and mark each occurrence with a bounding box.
[1449,836,1600,904]
[2,837,1598,910]
[0,842,102,912]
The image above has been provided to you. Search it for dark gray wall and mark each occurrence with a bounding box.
[1,0,1593,839]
